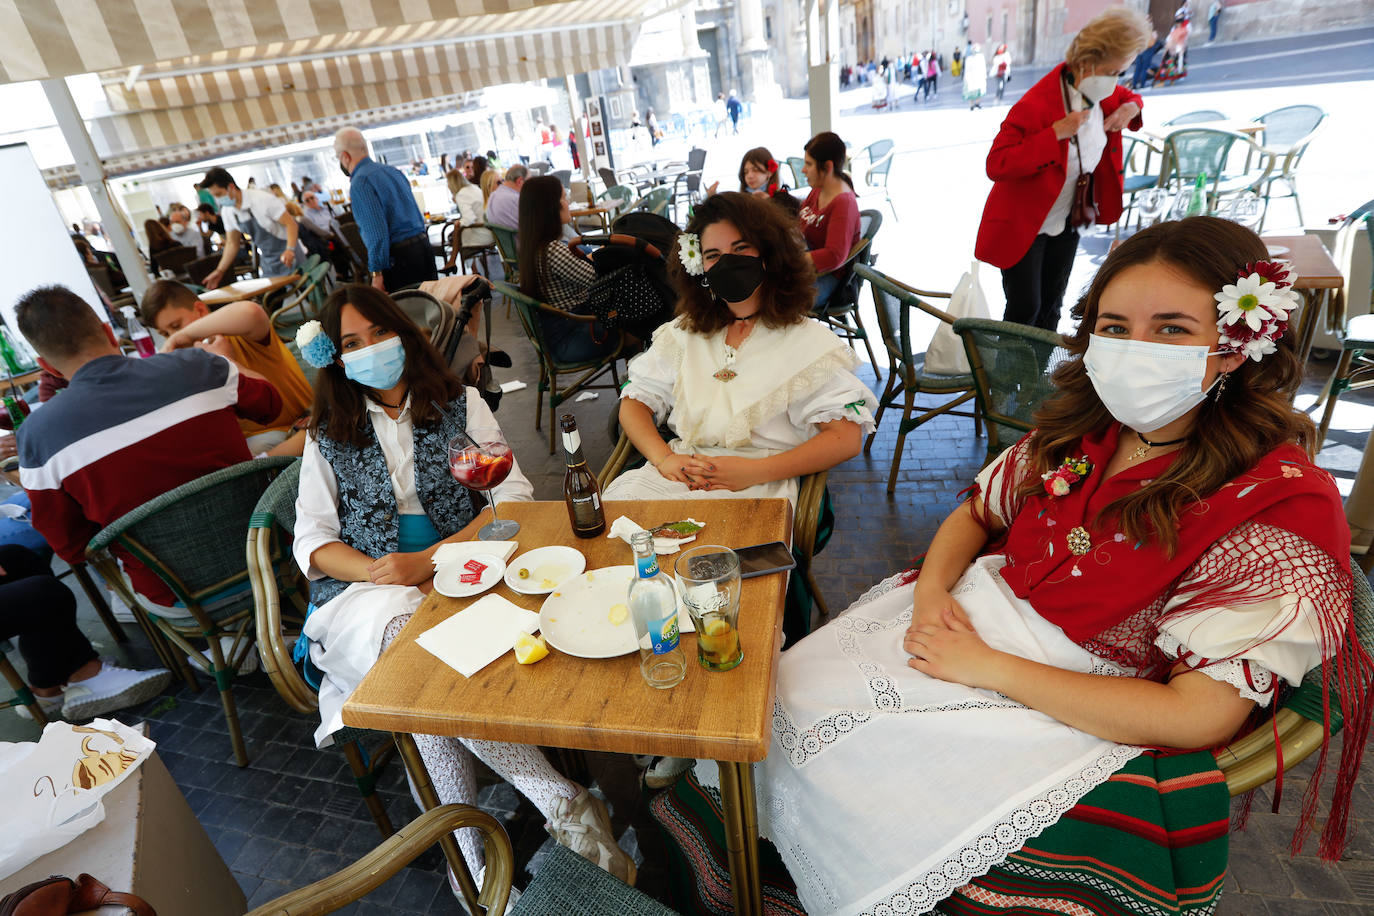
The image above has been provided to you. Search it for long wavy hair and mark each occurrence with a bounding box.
[515,176,566,301]
[669,191,816,335]
[307,284,462,448]
[1020,216,1315,555]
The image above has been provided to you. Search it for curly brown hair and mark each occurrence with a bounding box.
[669,191,816,335]
[307,284,463,448]
[1020,216,1315,555]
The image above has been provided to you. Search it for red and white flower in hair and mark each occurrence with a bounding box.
[1213,259,1301,362]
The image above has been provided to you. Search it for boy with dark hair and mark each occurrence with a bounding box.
[142,280,312,454]
[15,285,282,613]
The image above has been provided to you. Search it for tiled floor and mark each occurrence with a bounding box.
[5,276,1374,914]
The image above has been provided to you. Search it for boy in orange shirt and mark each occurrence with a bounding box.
[142,280,313,455]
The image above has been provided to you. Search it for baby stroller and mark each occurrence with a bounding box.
[574,211,680,342]
[393,277,503,411]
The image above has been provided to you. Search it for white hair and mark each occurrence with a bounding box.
[333,127,368,157]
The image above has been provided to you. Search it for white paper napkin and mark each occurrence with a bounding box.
[606,516,703,555]
[432,540,518,571]
[415,594,540,677]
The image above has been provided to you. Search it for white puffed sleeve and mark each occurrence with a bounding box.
[1154,521,1348,706]
[973,438,1032,527]
[784,366,877,435]
[293,433,343,580]
[619,321,683,422]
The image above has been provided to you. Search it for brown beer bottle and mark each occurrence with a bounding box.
[560,415,606,537]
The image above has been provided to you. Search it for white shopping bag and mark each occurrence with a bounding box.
[0,719,155,879]
[923,260,991,375]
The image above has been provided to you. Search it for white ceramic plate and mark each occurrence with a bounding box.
[1266,245,1290,256]
[504,545,587,595]
[434,553,506,598]
[539,566,639,658]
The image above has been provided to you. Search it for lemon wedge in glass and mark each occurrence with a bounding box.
[514,632,549,665]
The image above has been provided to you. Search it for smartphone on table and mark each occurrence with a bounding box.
[734,541,796,579]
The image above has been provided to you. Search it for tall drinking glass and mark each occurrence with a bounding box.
[675,545,743,671]
[448,426,520,540]
[1137,188,1168,227]
[1226,192,1264,230]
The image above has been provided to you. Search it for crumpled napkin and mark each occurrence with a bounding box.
[432,540,518,571]
[606,516,703,555]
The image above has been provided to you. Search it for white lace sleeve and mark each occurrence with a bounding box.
[973,441,1029,527]
[618,321,682,422]
[785,367,877,435]
[1155,521,1342,698]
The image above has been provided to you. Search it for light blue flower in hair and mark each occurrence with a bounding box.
[296,320,337,368]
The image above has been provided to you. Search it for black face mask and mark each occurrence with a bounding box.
[705,254,765,304]
[339,161,351,178]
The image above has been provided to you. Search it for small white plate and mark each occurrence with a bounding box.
[1266,244,1290,256]
[434,553,506,598]
[504,545,587,595]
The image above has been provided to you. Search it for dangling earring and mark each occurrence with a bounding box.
[700,277,710,288]
[1214,372,1229,399]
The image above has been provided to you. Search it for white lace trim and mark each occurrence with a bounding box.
[807,405,878,435]
[723,343,860,447]
[1154,631,1276,706]
[853,744,1141,916]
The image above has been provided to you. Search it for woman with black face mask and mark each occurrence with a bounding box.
[604,191,876,508]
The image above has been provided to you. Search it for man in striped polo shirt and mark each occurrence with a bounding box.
[15,285,282,614]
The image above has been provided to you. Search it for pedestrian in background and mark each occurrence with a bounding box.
[992,43,1013,102]
[1207,0,1224,44]
[924,50,941,99]
[962,43,987,110]
[974,7,1150,331]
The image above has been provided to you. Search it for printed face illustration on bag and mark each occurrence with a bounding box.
[71,727,140,790]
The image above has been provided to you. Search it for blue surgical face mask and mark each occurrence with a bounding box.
[341,336,406,391]
[212,194,232,210]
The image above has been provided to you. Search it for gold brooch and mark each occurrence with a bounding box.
[1066,526,1092,556]
[712,368,737,382]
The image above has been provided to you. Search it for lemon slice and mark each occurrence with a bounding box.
[514,632,549,664]
[607,603,629,625]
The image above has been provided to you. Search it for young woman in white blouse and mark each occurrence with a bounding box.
[292,286,635,902]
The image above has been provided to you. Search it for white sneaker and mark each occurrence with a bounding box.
[61,662,171,720]
[448,864,520,916]
[644,756,694,789]
[546,789,637,885]
[13,691,64,721]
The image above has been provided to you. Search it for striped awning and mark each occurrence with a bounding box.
[0,0,592,84]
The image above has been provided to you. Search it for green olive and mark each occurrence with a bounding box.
[517,568,530,579]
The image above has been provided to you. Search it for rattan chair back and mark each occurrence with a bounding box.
[952,317,1071,462]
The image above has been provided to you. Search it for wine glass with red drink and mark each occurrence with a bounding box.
[448,426,520,540]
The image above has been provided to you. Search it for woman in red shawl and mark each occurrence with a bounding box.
[669,216,1370,916]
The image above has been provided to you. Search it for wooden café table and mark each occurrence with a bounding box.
[344,498,794,916]
[198,274,299,307]
[1262,234,1344,363]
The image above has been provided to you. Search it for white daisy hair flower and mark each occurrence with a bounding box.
[1213,259,1299,363]
[678,232,704,276]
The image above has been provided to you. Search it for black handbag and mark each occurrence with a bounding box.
[1068,137,1097,229]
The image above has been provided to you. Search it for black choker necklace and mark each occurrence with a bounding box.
[371,389,408,410]
[1128,429,1188,461]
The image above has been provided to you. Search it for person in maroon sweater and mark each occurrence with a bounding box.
[798,131,861,311]
[15,285,282,610]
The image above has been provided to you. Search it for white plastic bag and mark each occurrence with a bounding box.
[924,260,991,375]
[0,719,155,879]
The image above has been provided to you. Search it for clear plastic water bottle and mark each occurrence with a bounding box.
[628,531,687,688]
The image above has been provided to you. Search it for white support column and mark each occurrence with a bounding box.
[41,78,149,302]
[806,0,840,136]
[564,75,596,199]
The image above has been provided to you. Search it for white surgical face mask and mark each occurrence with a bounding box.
[1076,74,1118,105]
[1083,335,1220,433]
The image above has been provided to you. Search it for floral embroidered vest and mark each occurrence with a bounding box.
[311,395,478,606]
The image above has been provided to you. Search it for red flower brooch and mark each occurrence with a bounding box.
[1042,455,1092,497]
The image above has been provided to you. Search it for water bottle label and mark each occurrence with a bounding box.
[652,613,680,654]
[636,553,660,578]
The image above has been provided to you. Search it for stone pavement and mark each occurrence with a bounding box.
[4,284,1374,914]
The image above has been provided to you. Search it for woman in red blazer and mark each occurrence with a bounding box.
[975,8,1152,331]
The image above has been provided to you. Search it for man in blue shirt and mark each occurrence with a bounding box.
[333,127,436,291]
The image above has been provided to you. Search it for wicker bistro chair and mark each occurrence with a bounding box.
[1314,209,1374,446]
[86,457,297,767]
[598,432,834,623]
[269,259,332,340]
[952,318,1073,465]
[488,222,520,285]
[247,460,397,838]
[785,156,807,189]
[492,279,626,453]
[1159,128,1274,215]
[1162,109,1227,126]
[628,187,674,219]
[859,139,896,216]
[1118,135,1165,231]
[1254,104,1327,230]
[856,264,981,494]
[1217,564,1373,795]
[245,804,680,916]
[812,210,884,382]
[1,640,48,725]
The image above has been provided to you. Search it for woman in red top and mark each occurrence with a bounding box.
[974,8,1151,332]
[798,131,861,311]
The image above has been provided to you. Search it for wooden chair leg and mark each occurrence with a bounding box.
[70,563,129,644]
[0,651,47,726]
[341,740,396,839]
[853,313,882,386]
[1316,349,1355,446]
[393,732,481,912]
[887,390,917,495]
[804,565,831,622]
